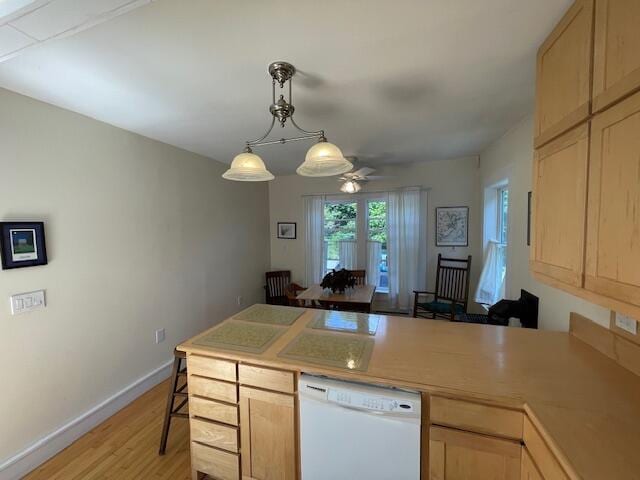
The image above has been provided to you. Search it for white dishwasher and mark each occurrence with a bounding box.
[299,374,421,480]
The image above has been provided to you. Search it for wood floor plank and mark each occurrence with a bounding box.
[22,380,190,480]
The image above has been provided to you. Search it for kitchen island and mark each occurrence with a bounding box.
[178,305,640,480]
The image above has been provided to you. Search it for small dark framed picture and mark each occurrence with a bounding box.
[0,222,48,270]
[277,222,296,239]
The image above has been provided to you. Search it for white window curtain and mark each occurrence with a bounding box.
[338,240,357,270]
[475,240,506,306]
[366,241,382,286]
[388,188,427,310]
[304,195,325,287]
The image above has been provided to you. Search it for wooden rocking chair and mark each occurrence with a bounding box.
[412,254,472,320]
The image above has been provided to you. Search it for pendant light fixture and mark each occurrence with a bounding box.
[223,61,352,181]
[222,148,274,181]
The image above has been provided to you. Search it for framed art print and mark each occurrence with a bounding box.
[0,222,48,269]
[277,222,297,239]
[435,207,469,247]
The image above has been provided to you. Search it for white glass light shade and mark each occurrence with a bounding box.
[296,141,353,177]
[340,180,361,194]
[222,151,274,181]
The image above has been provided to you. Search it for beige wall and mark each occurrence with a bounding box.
[268,157,483,312]
[479,115,610,330]
[0,88,270,463]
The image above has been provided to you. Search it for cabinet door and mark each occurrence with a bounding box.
[521,448,543,480]
[585,91,640,307]
[531,124,589,287]
[534,0,593,148]
[429,426,521,480]
[593,0,640,112]
[239,386,296,480]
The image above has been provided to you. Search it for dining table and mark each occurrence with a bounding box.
[296,284,376,313]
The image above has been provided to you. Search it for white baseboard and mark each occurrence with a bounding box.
[0,358,174,480]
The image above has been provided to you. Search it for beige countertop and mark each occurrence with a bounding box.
[179,307,640,480]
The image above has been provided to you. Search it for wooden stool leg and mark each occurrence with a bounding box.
[159,354,182,455]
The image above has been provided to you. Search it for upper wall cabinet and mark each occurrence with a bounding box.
[534,0,594,148]
[585,90,640,308]
[531,124,589,288]
[592,0,640,112]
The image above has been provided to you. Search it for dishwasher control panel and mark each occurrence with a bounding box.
[328,388,416,413]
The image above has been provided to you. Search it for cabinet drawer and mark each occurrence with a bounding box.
[430,396,523,440]
[190,417,238,453]
[187,354,236,382]
[430,426,521,480]
[238,364,295,393]
[189,375,237,403]
[191,441,239,480]
[190,396,238,426]
[523,417,569,480]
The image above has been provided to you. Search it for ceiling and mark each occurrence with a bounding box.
[0,0,572,174]
[0,0,153,61]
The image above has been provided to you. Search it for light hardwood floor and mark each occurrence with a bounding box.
[23,380,191,480]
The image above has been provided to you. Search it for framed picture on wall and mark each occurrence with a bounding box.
[435,207,468,247]
[0,221,48,270]
[277,222,297,239]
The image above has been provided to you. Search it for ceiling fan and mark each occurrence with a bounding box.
[338,162,387,193]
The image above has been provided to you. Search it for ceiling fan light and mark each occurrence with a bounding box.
[222,151,274,181]
[340,180,361,194]
[297,140,353,177]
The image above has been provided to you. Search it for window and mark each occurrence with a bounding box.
[496,187,509,292]
[476,184,509,307]
[322,197,389,293]
[497,187,509,245]
[323,201,357,273]
[367,200,388,292]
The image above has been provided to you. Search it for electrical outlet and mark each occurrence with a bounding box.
[155,328,165,344]
[10,290,46,315]
[237,296,242,306]
[615,312,638,335]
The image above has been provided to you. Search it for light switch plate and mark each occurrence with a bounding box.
[10,290,46,315]
[155,328,165,344]
[615,312,638,335]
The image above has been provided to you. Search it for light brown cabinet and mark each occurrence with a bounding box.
[522,418,569,480]
[188,357,298,480]
[531,0,640,321]
[593,0,640,112]
[429,426,521,480]
[585,91,640,307]
[534,0,593,148]
[239,385,297,480]
[520,448,543,480]
[531,124,589,287]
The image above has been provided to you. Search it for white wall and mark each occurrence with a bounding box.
[479,115,610,330]
[0,89,270,465]
[268,157,483,312]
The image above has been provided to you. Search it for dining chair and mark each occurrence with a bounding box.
[285,282,306,307]
[350,269,366,286]
[265,270,291,305]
